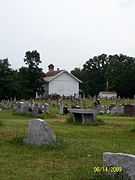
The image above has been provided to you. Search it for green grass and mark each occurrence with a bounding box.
[0,111,135,179]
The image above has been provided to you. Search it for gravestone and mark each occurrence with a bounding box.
[98,105,106,114]
[16,102,29,113]
[32,104,39,117]
[44,103,49,113]
[124,105,135,116]
[103,152,135,180]
[110,106,124,115]
[24,119,56,145]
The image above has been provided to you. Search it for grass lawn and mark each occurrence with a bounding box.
[0,111,135,180]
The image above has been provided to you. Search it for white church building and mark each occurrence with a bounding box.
[43,64,81,97]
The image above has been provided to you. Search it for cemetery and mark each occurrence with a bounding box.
[1,50,135,179]
[1,0,135,177]
[0,97,135,179]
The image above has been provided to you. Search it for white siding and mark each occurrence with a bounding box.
[48,72,79,97]
[98,92,117,99]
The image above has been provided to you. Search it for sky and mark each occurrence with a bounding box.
[0,0,135,72]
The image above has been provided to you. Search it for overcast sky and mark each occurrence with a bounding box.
[0,0,135,71]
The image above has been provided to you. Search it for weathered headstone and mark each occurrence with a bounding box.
[98,105,106,114]
[23,119,56,145]
[103,152,135,180]
[110,106,124,115]
[16,102,28,113]
[32,104,39,117]
[44,103,49,113]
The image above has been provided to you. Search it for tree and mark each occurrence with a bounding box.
[24,50,41,69]
[0,58,19,99]
[73,54,110,96]
[105,54,135,98]
[72,54,135,98]
[18,50,44,99]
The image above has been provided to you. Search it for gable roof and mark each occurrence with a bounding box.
[45,70,63,77]
[43,70,82,83]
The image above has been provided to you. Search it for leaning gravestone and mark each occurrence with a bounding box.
[23,119,56,145]
[103,152,135,180]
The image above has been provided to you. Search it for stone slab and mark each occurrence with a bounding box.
[103,152,135,180]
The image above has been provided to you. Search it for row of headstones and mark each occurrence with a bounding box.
[96,104,125,115]
[97,104,135,116]
[16,102,49,116]
[60,103,125,115]
[0,100,17,110]
[24,119,135,179]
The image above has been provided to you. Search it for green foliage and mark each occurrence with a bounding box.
[106,54,135,97]
[24,50,41,68]
[0,58,17,99]
[19,50,44,98]
[72,54,135,98]
[0,50,45,100]
[1,52,135,99]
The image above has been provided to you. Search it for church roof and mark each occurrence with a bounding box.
[45,70,63,77]
[43,70,82,83]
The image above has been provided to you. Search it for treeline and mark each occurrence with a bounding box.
[0,50,44,100]
[1,52,135,100]
[71,54,135,98]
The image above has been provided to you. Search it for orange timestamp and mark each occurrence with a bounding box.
[93,166,123,174]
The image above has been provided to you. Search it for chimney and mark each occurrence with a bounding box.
[57,68,60,71]
[48,64,54,72]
